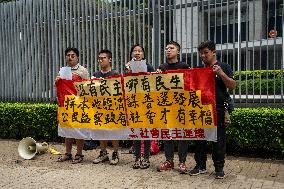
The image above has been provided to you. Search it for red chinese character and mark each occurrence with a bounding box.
[172,128,182,139]
[194,128,205,139]
[161,129,171,139]
[140,128,150,139]
[150,128,160,138]
[129,128,138,139]
[183,129,196,138]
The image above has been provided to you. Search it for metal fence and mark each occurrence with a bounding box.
[0,0,283,105]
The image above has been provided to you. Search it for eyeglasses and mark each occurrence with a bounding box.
[133,50,143,53]
[66,54,76,59]
[97,57,108,61]
[165,46,175,51]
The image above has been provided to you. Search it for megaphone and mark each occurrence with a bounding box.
[18,137,48,160]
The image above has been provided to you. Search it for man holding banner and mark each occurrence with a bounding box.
[92,49,120,165]
[156,41,190,174]
[56,43,220,169]
[56,47,89,164]
[189,40,236,179]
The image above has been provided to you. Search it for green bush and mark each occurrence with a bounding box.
[0,103,283,155]
[227,108,284,154]
[231,70,283,95]
[0,102,58,141]
[234,70,283,80]
[235,78,283,95]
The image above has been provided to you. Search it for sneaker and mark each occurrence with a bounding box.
[140,159,150,169]
[93,150,109,164]
[110,151,119,165]
[178,163,188,174]
[129,146,135,154]
[132,159,141,169]
[215,171,225,179]
[189,166,207,176]
[157,160,174,172]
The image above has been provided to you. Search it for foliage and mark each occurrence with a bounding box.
[234,70,283,80]
[235,78,282,95]
[227,108,284,155]
[0,102,58,141]
[233,70,283,95]
[0,103,283,156]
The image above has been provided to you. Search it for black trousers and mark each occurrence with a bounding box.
[164,140,188,163]
[194,110,226,172]
[134,140,151,160]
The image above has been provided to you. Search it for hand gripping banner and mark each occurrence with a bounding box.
[56,68,217,141]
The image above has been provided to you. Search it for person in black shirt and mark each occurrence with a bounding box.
[158,41,189,72]
[189,40,236,179]
[93,69,118,78]
[92,49,120,165]
[157,41,190,174]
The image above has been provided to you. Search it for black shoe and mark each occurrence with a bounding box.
[110,151,119,165]
[189,165,207,176]
[215,171,225,179]
[129,146,135,154]
[140,159,150,169]
[93,150,109,164]
[132,159,141,169]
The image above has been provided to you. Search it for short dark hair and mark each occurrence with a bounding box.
[65,47,79,57]
[166,41,181,51]
[98,49,112,59]
[129,44,146,60]
[198,40,216,52]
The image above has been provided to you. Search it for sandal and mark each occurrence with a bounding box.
[57,153,72,162]
[72,154,84,164]
[140,159,150,169]
[132,159,141,169]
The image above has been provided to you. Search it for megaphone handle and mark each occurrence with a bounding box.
[28,146,36,151]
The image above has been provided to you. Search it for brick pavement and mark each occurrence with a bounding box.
[0,139,283,189]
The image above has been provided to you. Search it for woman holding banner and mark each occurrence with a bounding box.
[126,44,155,169]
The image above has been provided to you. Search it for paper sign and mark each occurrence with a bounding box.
[59,67,72,80]
[130,60,148,73]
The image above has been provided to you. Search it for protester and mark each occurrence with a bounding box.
[56,47,89,164]
[92,49,120,165]
[156,41,190,174]
[189,40,236,179]
[125,44,155,73]
[126,44,155,169]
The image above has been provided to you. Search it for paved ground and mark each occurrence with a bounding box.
[0,139,283,189]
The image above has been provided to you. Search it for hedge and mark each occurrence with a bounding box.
[232,70,283,95]
[235,78,282,95]
[0,103,58,141]
[0,103,283,155]
[228,108,284,155]
[234,70,283,80]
